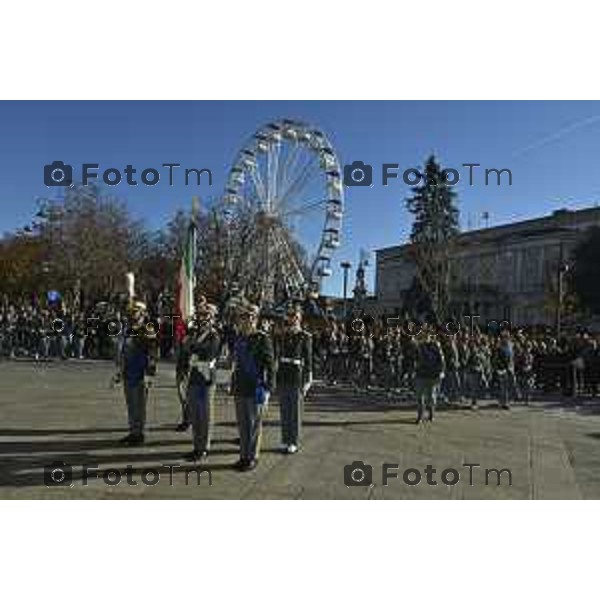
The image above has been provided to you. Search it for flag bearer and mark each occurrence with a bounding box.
[179,302,222,462]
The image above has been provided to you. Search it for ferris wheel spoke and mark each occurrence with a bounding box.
[279,161,321,212]
[279,151,319,207]
[248,161,268,208]
[266,148,273,210]
[281,198,329,219]
[279,148,311,199]
[272,225,305,290]
[269,140,281,209]
[278,140,304,201]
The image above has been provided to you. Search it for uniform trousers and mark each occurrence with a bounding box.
[187,382,215,453]
[235,395,265,462]
[280,386,303,446]
[124,380,147,436]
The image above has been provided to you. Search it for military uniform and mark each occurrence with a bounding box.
[391,332,404,391]
[441,337,462,404]
[276,324,312,453]
[339,330,350,382]
[325,327,340,384]
[493,338,516,409]
[414,337,445,422]
[232,319,274,470]
[178,320,222,459]
[465,340,487,408]
[515,342,535,404]
[402,335,418,391]
[118,308,158,445]
[175,344,192,430]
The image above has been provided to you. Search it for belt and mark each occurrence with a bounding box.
[190,356,216,379]
[280,357,302,366]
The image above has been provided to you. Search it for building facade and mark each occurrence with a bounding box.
[375,207,600,325]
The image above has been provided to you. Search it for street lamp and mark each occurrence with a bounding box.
[550,229,577,339]
[340,261,352,318]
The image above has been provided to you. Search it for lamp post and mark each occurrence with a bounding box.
[555,237,573,339]
[340,261,352,318]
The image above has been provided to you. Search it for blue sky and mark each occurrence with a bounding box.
[1,100,599,296]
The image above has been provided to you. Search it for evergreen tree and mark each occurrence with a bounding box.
[405,155,460,320]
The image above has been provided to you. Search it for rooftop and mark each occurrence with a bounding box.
[376,206,600,257]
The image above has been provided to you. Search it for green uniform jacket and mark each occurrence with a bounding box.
[177,326,222,386]
[276,329,313,389]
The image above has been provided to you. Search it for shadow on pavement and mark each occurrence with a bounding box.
[0,430,245,488]
[0,424,177,437]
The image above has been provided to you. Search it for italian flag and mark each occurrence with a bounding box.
[174,213,197,342]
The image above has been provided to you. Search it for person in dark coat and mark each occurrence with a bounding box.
[231,304,275,471]
[178,303,222,462]
[414,331,445,423]
[117,301,158,446]
[276,304,313,454]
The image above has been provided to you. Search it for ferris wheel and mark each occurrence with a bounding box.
[223,118,344,304]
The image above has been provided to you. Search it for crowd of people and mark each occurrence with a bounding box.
[313,318,600,406]
[2,300,599,406]
[2,297,600,470]
[0,302,178,361]
[117,297,600,469]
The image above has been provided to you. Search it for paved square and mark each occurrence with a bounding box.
[1,360,600,499]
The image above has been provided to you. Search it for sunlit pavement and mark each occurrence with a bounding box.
[1,360,600,499]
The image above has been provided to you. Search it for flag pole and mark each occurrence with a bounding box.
[191,195,200,225]
[189,196,200,318]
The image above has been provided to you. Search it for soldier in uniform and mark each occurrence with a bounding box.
[339,325,350,383]
[440,335,462,405]
[175,296,208,432]
[178,303,222,461]
[493,332,517,409]
[231,304,275,471]
[515,338,535,405]
[402,333,418,393]
[116,301,158,446]
[414,330,445,423]
[391,328,404,392]
[465,336,487,409]
[276,304,313,454]
[325,321,339,385]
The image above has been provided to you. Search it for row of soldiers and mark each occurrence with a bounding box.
[0,304,129,360]
[315,320,599,403]
[0,306,84,359]
[116,299,312,472]
[114,297,550,468]
[0,302,180,361]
